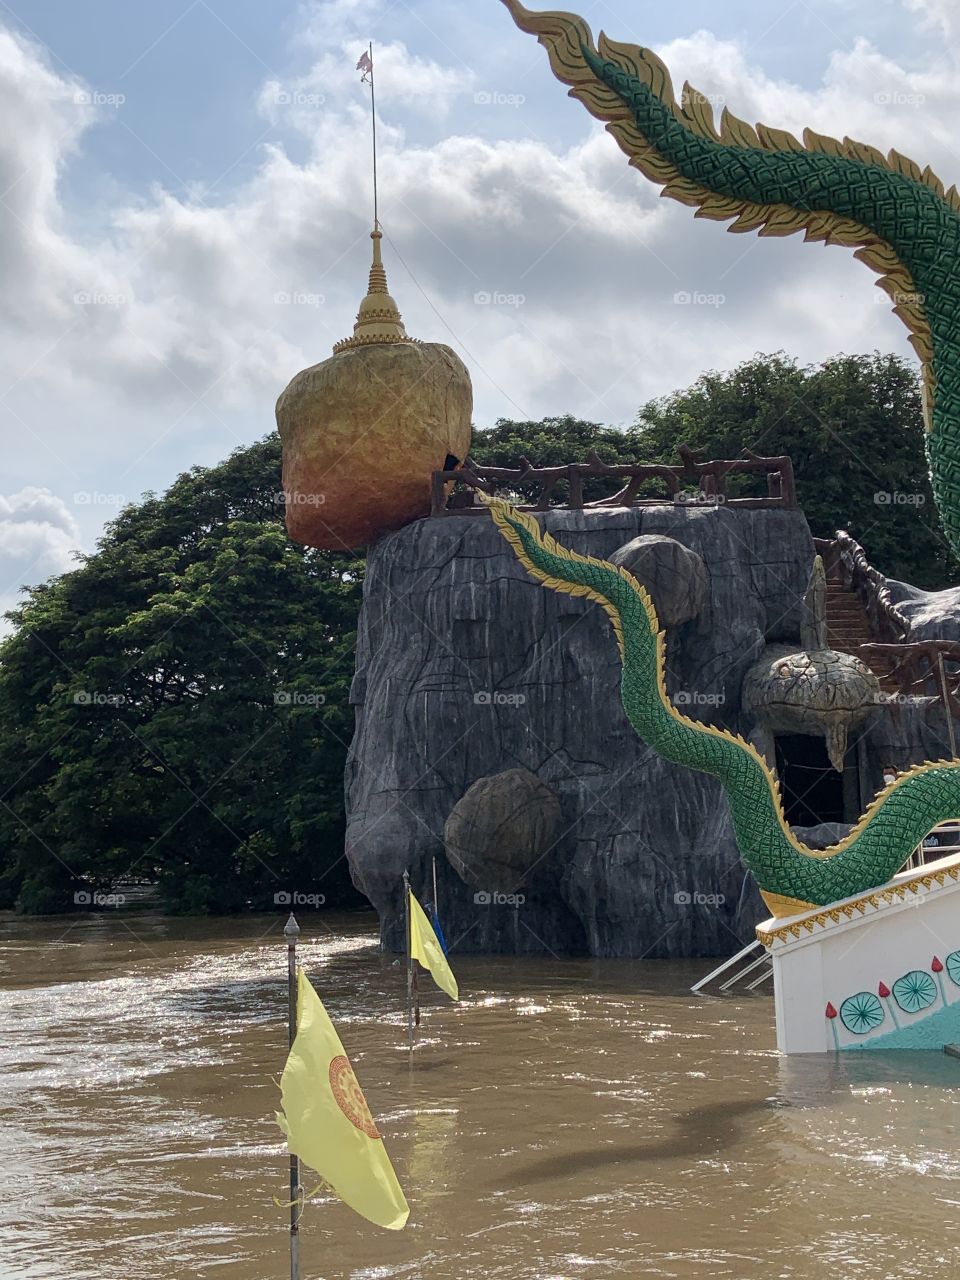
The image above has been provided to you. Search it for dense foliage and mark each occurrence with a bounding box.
[471,353,951,589]
[1,350,950,913]
[469,414,643,503]
[630,352,951,590]
[0,437,363,915]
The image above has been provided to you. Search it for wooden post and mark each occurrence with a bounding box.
[938,651,958,759]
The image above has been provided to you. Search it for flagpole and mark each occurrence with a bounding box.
[368,40,378,230]
[284,913,301,1280]
[425,858,438,1034]
[403,870,414,1054]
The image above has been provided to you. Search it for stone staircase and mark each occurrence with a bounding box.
[824,577,901,694]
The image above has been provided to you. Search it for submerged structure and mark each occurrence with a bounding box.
[277,3,960,1054]
[348,482,812,958]
[345,459,960,970]
[479,0,960,1051]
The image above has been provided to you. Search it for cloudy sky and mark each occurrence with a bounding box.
[0,0,957,620]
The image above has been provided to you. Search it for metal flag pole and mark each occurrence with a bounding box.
[284,913,301,1280]
[431,855,439,919]
[368,41,378,230]
[403,870,414,1054]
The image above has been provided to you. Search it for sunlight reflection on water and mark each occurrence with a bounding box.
[1,911,959,1279]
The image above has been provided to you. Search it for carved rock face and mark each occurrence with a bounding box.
[277,341,472,550]
[608,533,708,627]
[743,644,881,771]
[444,768,562,894]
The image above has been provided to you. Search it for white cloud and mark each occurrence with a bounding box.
[299,0,384,47]
[0,487,79,593]
[0,0,959,590]
[657,29,960,174]
[906,0,957,39]
[259,40,471,128]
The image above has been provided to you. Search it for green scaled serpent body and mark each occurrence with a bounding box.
[486,501,960,915]
[502,0,960,559]
[495,3,960,915]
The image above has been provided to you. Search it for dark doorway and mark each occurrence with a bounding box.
[775,734,845,827]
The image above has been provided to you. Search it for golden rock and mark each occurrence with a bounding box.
[277,229,472,550]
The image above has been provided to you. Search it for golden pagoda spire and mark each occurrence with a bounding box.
[332,228,415,353]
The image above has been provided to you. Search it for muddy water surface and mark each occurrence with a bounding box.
[1,911,959,1279]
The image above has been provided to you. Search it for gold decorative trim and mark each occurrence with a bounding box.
[332,333,421,354]
[500,0,939,425]
[332,228,416,353]
[757,858,960,947]
[480,498,960,870]
[760,889,819,919]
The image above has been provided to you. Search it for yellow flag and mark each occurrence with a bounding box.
[409,890,459,1001]
[276,969,409,1231]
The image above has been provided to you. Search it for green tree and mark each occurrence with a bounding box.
[469,414,641,503]
[0,436,364,914]
[2,350,951,914]
[630,352,953,589]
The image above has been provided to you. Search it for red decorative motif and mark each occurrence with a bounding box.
[825,1002,838,1019]
[878,981,891,998]
[328,1054,381,1140]
[933,956,944,973]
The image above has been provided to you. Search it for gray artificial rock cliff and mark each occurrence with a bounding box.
[344,506,960,958]
[889,579,960,641]
[345,504,819,958]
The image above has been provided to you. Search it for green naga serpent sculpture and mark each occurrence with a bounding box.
[485,498,960,918]
[491,1,960,918]
[502,0,960,555]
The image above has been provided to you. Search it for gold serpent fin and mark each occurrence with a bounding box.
[482,494,960,867]
[499,0,939,428]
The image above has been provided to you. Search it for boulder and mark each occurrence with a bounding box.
[278,341,472,549]
[444,768,561,893]
[887,579,960,642]
[742,643,881,772]
[608,533,708,627]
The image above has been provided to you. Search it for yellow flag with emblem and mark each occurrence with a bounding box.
[276,969,409,1231]
[409,890,459,1001]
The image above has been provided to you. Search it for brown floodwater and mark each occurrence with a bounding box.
[1,910,959,1280]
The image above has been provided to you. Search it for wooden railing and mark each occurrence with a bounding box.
[813,530,911,642]
[432,447,797,516]
[860,640,960,719]
[815,531,960,718]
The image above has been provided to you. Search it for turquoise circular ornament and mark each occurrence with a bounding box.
[946,951,960,986]
[893,970,938,1014]
[839,991,885,1035]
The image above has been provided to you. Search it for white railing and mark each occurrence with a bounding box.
[903,821,960,871]
[691,824,960,995]
[691,939,773,995]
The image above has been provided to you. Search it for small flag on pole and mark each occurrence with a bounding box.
[356,49,373,82]
[276,969,409,1231]
[429,903,449,957]
[409,889,459,1001]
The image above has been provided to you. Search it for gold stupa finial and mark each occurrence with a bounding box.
[332,228,414,353]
